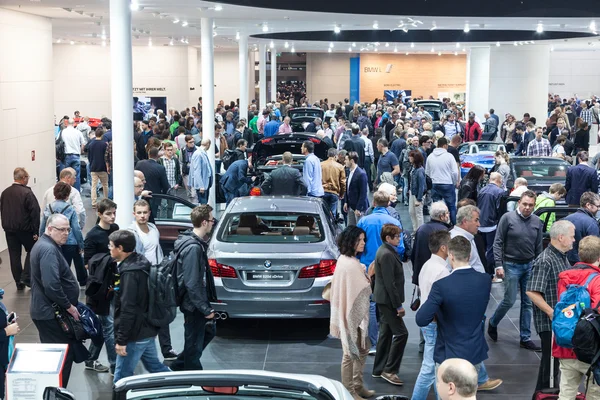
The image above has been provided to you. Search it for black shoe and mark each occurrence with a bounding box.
[16,282,25,291]
[520,340,542,352]
[162,349,178,361]
[487,323,498,342]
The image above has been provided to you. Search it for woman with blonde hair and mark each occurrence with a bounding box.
[329,226,374,400]
[492,150,510,190]
[501,114,516,153]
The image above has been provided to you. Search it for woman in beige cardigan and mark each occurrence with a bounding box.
[329,226,374,400]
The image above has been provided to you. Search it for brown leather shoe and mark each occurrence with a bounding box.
[356,387,375,398]
[381,372,404,386]
[478,378,503,391]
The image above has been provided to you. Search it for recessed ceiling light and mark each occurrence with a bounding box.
[536,23,543,33]
[57,38,62,43]
[334,25,341,34]
[373,21,379,29]
[385,42,389,47]
[514,41,518,46]
[101,40,106,47]
[130,1,139,11]
[531,40,535,44]
[438,51,441,56]
[462,48,466,52]
[101,34,106,40]
[329,42,334,48]
[496,41,500,47]
[173,18,179,24]
[394,46,398,52]
[463,23,470,33]
[405,52,409,56]
[410,42,415,48]
[454,51,458,56]
[148,38,152,46]
[591,21,596,31]
[348,47,352,52]
[291,46,295,53]
[262,24,268,32]
[430,25,437,31]
[550,46,554,51]
[235,31,240,40]
[270,40,274,48]
[352,42,356,47]
[70,41,74,45]
[402,27,409,33]
[328,48,332,53]
[284,41,289,48]
[169,39,174,46]
[431,47,434,52]
[182,21,188,27]
[456,42,460,48]
[214,4,223,11]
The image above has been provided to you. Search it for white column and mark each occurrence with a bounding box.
[238,34,249,122]
[590,117,599,158]
[109,0,134,228]
[466,47,490,121]
[488,45,550,125]
[259,43,267,109]
[201,17,216,209]
[271,47,277,102]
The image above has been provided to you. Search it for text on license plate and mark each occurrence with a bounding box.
[247,272,290,281]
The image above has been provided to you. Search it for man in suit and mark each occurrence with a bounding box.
[343,126,365,168]
[342,151,369,226]
[416,236,502,391]
[220,159,255,205]
[305,117,322,133]
[261,151,307,196]
[565,151,599,206]
[135,146,170,220]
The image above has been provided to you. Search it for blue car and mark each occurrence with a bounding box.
[459,141,506,178]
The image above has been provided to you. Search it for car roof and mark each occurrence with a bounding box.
[228,196,324,214]
[510,156,568,162]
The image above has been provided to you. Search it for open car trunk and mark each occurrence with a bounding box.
[252,134,331,173]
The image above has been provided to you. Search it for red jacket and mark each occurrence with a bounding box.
[553,263,600,359]
[464,121,482,142]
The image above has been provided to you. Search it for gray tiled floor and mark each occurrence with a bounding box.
[3,192,542,399]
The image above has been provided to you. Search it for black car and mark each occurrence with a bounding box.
[288,107,325,132]
[507,157,570,194]
[414,100,443,130]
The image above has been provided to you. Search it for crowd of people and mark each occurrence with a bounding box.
[0,91,598,400]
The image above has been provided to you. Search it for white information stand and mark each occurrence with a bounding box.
[6,343,69,399]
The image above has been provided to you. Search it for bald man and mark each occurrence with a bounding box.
[436,358,478,400]
[477,172,506,275]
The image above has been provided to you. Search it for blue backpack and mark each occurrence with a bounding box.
[553,272,599,348]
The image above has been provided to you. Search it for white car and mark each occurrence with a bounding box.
[44,370,354,400]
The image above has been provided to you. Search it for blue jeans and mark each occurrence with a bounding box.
[322,192,339,217]
[64,154,81,192]
[88,312,116,368]
[107,171,113,199]
[369,301,379,349]
[197,189,209,205]
[114,336,170,384]
[412,323,438,400]
[435,362,490,389]
[431,183,456,225]
[489,261,533,341]
[402,176,409,203]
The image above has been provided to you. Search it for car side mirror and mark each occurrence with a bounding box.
[43,387,76,400]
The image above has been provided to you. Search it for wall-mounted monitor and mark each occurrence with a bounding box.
[133,96,167,121]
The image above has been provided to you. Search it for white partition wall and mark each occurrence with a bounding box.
[0,9,55,251]
[466,47,491,119]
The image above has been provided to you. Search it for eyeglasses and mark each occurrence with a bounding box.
[210,218,217,224]
[51,226,71,233]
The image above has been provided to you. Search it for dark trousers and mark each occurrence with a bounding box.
[33,319,74,388]
[373,304,409,375]
[481,230,497,274]
[158,325,173,354]
[536,331,559,391]
[364,156,373,189]
[171,311,216,371]
[61,244,87,286]
[5,231,34,285]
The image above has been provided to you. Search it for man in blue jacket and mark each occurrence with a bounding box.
[477,172,506,273]
[220,159,255,205]
[343,151,369,226]
[565,151,599,206]
[358,191,404,354]
[563,191,600,264]
[416,236,502,390]
[189,138,213,205]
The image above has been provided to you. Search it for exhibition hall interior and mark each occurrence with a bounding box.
[1,0,600,399]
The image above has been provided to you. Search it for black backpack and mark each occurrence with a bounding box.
[425,175,433,193]
[572,302,600,367]
[145,240,198,328]
[55,130,66,162]
[222,149,236,171]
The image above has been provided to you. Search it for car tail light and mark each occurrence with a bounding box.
[208,259,238,278]
[309,137,321,144]
[261,138,273,144]
[250,187,261,196]
[461,162,475,168]
[298,260,337,278]
[265,160,279,166]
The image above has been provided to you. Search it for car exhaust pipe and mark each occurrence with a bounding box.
[219,312,228,320]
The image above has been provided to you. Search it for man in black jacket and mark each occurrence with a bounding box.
[0,167,40,289]
[30,214,80,387]
[171,205,217,371]
[261,152,307,196]
[110,230,170,383]
[343,126,366,168]
[372,223,408,386]
[135,147,170,219]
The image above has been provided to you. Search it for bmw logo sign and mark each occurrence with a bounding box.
[264,260,272,268]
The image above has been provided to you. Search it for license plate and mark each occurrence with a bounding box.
[246,272,290,281]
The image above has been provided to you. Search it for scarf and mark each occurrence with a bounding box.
[329,255,372,359]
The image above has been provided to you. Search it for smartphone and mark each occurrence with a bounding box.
[7,312,16,324]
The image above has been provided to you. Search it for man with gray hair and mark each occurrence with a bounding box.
[306,117,322,133]
[436,358,479,400]
[412,201,452,286]
[507,177,528,212]
[450,205,485,274]
[261,151,307,196]
[526,220,575,391]
[477,172,505,275]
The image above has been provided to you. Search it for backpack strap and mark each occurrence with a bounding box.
[584,273,599,289]
[49,204,54,214]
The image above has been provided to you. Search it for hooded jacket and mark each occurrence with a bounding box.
[114,252,158,345]
[425,148,458,185]
[174,230,217,316]
[564,209,600,264]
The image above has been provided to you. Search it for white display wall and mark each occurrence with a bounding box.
[549,50,600,99]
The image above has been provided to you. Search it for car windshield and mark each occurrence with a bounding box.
[477,143,502,152]
[513,161,568,179]
[217,212,324,243]
[288,109,323,119]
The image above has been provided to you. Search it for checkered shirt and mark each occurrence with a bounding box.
[161,156,177,188]
[527,138,552,157]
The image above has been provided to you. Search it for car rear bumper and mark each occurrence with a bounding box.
[211,278,331,319]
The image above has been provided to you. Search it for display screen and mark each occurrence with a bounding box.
[133,96,167,121]
[10,349,64,373]
[384,90,411,103]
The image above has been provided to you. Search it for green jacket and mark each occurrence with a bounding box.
[535,193,556,231]
[249,116,258,134]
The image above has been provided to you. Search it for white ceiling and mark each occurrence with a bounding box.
[2,0,600,52]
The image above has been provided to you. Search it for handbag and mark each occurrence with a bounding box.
[410,286,421,312]
[52,303,88,341]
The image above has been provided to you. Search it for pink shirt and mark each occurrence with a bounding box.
[257,115,267,134]
[278,123,292,134]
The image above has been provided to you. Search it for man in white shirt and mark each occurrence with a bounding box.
[449,205,485,274]
[42,168,86,230]
[128,199,178,361]
[361,128,375,188]
[413,230,451,399]
[60,118,85,192]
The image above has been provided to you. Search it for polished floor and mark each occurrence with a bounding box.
[4,191,543,399]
